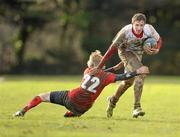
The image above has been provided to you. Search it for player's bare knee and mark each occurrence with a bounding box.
[38,92,50,102]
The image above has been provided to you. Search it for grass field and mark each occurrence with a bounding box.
[0,75,180,137]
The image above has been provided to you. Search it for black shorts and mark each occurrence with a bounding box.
[50,91,84,116]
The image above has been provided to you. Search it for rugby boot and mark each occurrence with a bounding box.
[13,109,25,117]
[106,96,116,118]
[132,107,145,118]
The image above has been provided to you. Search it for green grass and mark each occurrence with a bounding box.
[0,75,180,137]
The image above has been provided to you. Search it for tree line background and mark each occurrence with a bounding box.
[0,0,179,75]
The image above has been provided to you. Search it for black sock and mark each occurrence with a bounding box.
[134,103,141,109]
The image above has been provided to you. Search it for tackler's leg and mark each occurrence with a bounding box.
[13,92,50,117]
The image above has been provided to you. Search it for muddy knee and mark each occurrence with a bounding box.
[134,75,146,106]
[134,75,146,87]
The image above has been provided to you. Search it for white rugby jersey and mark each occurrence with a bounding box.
[112,24,160,54]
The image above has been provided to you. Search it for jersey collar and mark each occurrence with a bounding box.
[132,27,143,38]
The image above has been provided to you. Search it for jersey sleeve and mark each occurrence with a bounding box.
[104,72,116,85]
[112,26,127,45]
[148,24,160,41]
[115,71,138,81]
[157,37,162,49]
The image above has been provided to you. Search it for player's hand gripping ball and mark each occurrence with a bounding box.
[143,37,158,55]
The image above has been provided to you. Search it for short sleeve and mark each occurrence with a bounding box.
[148,24,160,41]
[112,26,127,45]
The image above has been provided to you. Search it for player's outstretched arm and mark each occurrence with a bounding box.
[115,66,149,81]
[97,44,118,69]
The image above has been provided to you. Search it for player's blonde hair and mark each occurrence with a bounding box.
[87,50,103,68]
[132,13,146,23]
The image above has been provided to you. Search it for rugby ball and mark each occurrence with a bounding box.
[143,37,157,54]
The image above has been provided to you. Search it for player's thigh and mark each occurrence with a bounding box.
[119,51,143,71]
[49,91,69,105]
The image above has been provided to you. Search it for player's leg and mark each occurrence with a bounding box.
[13,92,50,117]
[49,91,80,117]
[106,51,139,118]
[107,51,146,118]
[106,78,134,118]
[113,78,135,101]
[126,52,147,118]
[133,74,146,118]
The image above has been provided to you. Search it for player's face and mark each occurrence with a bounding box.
[132,20,145,34]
